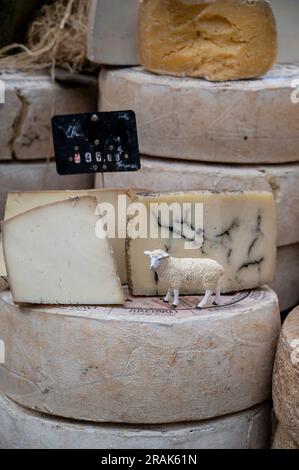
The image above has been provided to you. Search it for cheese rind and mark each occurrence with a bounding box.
[96,157,299,248]
[127,191,276,296]
[138,0,277,81]
[273,307,299,446]
[2,197,124,305]
[0,287,279,424]
[0,395,271,449]
[99,65,299,164]
[272,422,298,450]
[3,189,141,284]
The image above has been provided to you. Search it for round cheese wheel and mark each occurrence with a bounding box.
[273,307,299,445]
[0,395,270,449]
[0,71,97,161]
[272,422,298,450]
[0,288,280,424]
[97,156,299,248]
[0,161,94,220]
[99,65,299,164]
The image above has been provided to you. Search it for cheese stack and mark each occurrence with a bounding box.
[0,188,280,449]
[94,0,299,313]
[0,71,98,219]
[272,307,299,449]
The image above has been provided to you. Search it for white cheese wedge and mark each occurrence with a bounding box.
[99,65,299,164]
[87,0,140,65]
[0,395,270,449]
[2,197,124,305]
[273,306,299,446]
[127,191,277,296]
[1,188,143,284]
[0,287,280,424]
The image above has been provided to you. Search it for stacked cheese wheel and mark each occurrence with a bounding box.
[272,307,299,449]
[0,71,97,219]
[95,0,299,313]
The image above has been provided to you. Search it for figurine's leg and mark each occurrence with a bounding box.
[213,285,222,306]
[163,288,172,303]
[172,289,180,308]
[197,290,212,309]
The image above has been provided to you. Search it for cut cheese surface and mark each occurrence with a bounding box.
[0,394,271,449]
[0,287,279,424]
[3,189,142,284]
[138,0,277,81]
[99,65,299,164]
[2,197,124,305]
[127,191,277,296]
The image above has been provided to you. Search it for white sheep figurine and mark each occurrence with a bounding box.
[144,250,225,309]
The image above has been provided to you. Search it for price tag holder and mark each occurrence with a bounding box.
[51,111,140,175]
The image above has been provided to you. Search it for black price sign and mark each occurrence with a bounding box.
[51,111,140,175]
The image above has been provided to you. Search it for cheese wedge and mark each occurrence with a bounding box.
[2,189,142,284]
[2,197,124,305]
[127,191,277,295]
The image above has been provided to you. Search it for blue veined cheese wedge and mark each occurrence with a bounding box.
[127,190,277,295]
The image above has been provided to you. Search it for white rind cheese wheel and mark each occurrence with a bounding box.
[0,288,280,424]
[99,65,299,164]
[0,395,271,449]
[96,156,299,248]
[0,161,94,220]
[273,307,299,446]
[0,71,97,161]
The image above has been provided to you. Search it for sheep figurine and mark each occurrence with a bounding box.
[144,250,225,309]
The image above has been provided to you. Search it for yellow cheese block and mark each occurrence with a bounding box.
[138,0,277,81]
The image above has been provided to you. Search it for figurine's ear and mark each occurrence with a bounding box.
[144,251,152,257]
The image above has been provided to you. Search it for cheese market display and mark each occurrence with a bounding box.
[273,307,299,447]
[127,191,276,296]
[99,65,299,164]
[138,0,277,81]
[0,395,271,449]
[1,0,297,450]
[0,287,279,424]
[2,197,124,305]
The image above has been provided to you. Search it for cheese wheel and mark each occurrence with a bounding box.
[0,288,280,424]
[273,307,299,445]
[0,161,94,220]
[97,156,299,248]
[99,65,299,164]
[271,244,299,312]
[272,422,298,449]
[138,0,277,81]
[0,71,97,161]
[0,395,271,449]
[87,0,140,65]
